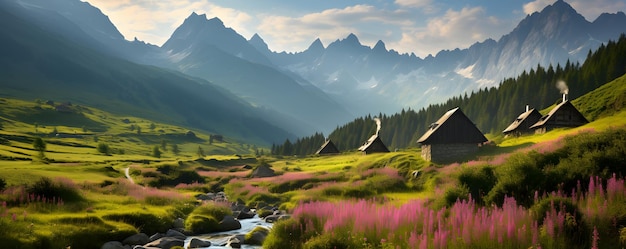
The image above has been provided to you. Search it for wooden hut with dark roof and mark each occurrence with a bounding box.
[417,107,487,162]
[529,100,588,134]
[503,107,542,137]
[315,139,340,155]
[358,134,389,154]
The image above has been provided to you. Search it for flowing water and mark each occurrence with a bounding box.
[185,214,273,249]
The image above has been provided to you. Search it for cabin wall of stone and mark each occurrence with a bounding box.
[421,143,478,162]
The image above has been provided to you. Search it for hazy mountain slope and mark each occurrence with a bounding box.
[0,0,160,64]
[160,13,354,134]
[254,0,626,117]
[0,8,293,144]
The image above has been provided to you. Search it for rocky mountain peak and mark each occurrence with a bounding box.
[249,33,269,51]
[344,33,361,45]
[373,40,387,52]
[307,38,325,52]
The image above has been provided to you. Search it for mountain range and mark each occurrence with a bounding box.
[1,0,625,143]
[253,0,626,115]
[0,2,293,144]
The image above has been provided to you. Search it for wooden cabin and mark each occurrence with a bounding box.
[417,107,487,162]
[315,139,340,155]
[529,101,588,134]
[358,135,389,154]
[503,107,542,137]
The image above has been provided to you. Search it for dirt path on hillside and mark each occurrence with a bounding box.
[125,166,135,185]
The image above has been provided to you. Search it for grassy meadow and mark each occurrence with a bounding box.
[1,73,626,248]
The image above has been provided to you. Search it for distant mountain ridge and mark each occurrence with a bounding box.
[158,12,354,135]
[252,0,626,116]
[2,0,626,141]
[0,5,293,144]
[1,0,354,137]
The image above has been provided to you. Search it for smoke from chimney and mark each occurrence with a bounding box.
[556,80,569,102]
[374,117,381,135]
[556,80,569,95]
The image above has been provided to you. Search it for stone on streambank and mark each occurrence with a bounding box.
[225,235,244,248]
[122,233,149,246]
[188,238,212,248]
[218,215,242,231]
[263,210,291,223]
[100,241,125,249]
[103,192,288,249]
[143,237,184,249]
[245,226,270,245]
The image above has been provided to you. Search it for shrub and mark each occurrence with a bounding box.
[257,209,274,218]
[0,177,6,191]
[485,153,544,206]
[152,146,161,158]
[50,216,136,249]
[184,202,232,234]
[148,168,205,188]
[303,233,359,249]
[268,178,318,193]
[531,196,589,247]
[97,142,110,155]
[341,186,375,199]
[28,177,82,203]
[247,192,282,207]
[264,215,322,249]
[245,226,270,245]
[102,212,171,235]
[321,186,343,196]
[185,215,219,234]
[156,164,176,174]
[457,165,496,204]
[364,173,406,192]
[191,202,232,221]
[433,184,470,209]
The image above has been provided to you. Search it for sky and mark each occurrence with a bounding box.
[84,0,626,58]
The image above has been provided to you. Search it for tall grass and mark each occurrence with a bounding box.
[264,175,626,249]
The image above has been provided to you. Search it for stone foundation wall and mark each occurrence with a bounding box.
[421,143,479,163]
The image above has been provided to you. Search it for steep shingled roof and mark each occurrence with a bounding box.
[358,134,389,153]
[503,108,542,134]
[529,101,589,129]
[315,139,340,155]
[417,107,487,144]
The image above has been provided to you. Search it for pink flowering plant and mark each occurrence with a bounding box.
[265,175,626,249]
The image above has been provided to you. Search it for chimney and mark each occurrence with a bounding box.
[525,105,529,112]
[563,94,567,103]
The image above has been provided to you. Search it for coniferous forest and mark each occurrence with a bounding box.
[273,34,626,155]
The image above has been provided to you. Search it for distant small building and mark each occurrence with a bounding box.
[417,107,487,163]
[503,107,542,137]
[529,100,588,134]
[315,139,340,155]
[210,134,223,142]
[54,104,74,113]
[358,135,389,154]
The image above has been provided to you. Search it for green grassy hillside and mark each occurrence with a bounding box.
[0,7,292,145]
[1,82,626,248]
[0,97,262,163]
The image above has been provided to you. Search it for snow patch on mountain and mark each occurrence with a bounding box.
[456,64,475,79]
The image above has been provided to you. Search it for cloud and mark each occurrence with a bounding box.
[523,0,626,21]
[392,7,513,58]
[85,0,253,45]
[569,0,626,20]
[257,4,412,52]
[522,0,553,16]
[394,0,432,9]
